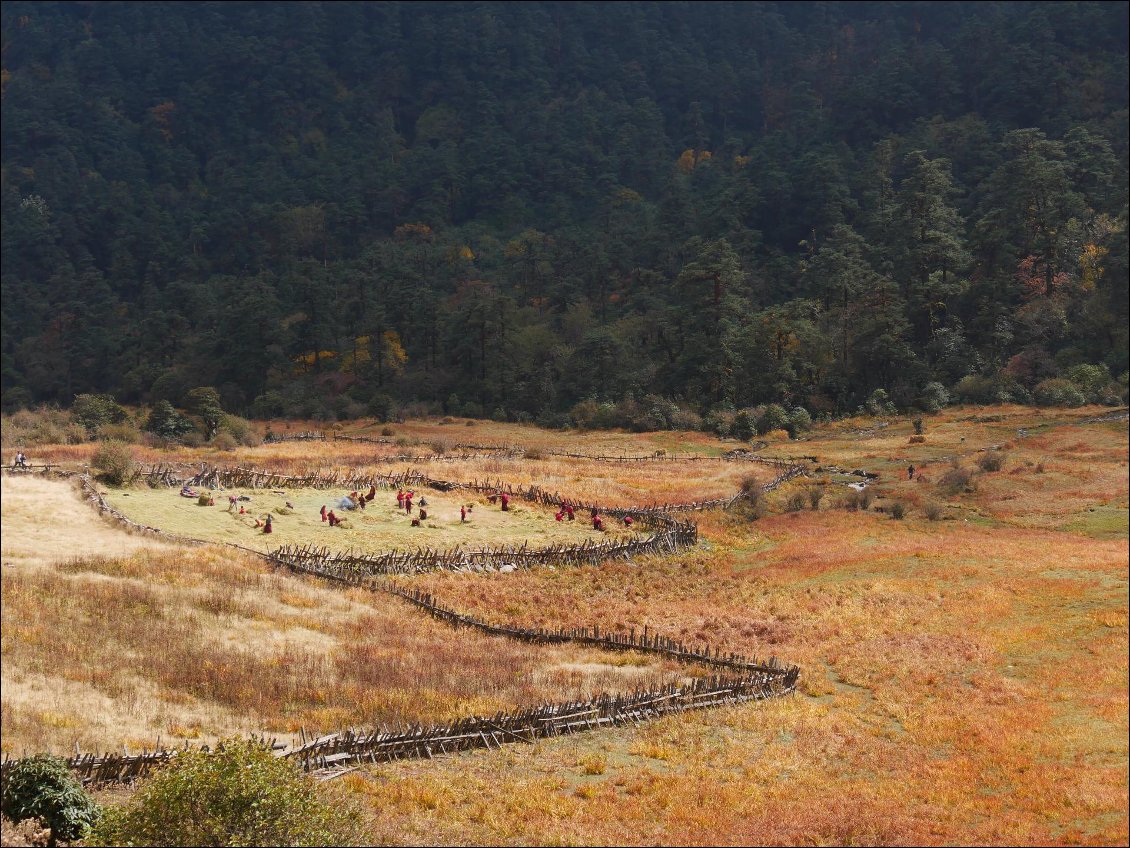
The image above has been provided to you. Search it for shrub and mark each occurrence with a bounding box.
[918,382,950,413]
[91,441,135,486]
[180,430,205,448]
[913,417,924,435]
[909,435,926,444]
[219,414,260,447]
[785,492,807,512]
[703,409,735,437]
[731,410,755,441]
[890,501,907,520]
[668,406,703,431]
[249,390,287,419]
[183,387,225,440]
[864,388,895,416]
[842,489,874,511]
[211,432,238,452]
[524,447,545,460]
[977,451,1006,472]
[380,426,395,437]
[99,422,141,443]
[72,393,127,436]
[788,406,813,435]
[755,404,790,436]
[938,465,975,495]
[145,400,194,440]
[86,739,363,847]
[808,488,825,510]
[1032,378,1086,407]
[923,500,944,521]
[1065,363,1112,400]
[1,753,101,844]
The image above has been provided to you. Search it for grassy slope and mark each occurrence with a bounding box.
[0,406,1126,845]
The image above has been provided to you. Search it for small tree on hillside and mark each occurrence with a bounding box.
[71,393,127,436]
[184,387,225,440]
[145,400,195,440]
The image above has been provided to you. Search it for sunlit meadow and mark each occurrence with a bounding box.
[1,405,1126,845]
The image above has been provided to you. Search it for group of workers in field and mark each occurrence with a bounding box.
[311,487,636,534]
[182,480,636,537]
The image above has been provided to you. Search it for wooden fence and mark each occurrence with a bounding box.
[0,586,797,786]
[1,445,810,786]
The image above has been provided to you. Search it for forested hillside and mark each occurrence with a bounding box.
[2,1,1127,424]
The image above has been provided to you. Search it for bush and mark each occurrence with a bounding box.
[923,500,944,521]
[918,382,950,413]
[145,400,194,440]
[1033,378,1087,407]
[938,465,975,495]
[99,422,141,443]
[890,501,907,520]
[210,432,238,452]
[1,753,101,843]
[703,409,735,437]
[72,393,127,436]
[808,488,825,510]
[785,492,807,512]
[91,441,135,486]
[913,417,924,435]
[788,406,813,435]
[219,414,260,447]
[86,739,363,847]
[731,410,755,441]
[1065,363,1112,401]
[977,451,1006,472]
[668,406,703,431]
[380,426,395,437]
[755,404,790,436]
[864,388,895,416]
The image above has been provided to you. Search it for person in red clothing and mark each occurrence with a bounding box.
[328,510,338,526]
[592,513,604,531]
[623,515,633,528]
[405,494,413,514]
[365,485,377,503]
[500,492,510,511]
[263,514,273,534]
[320,504,327,522]
[460,505,467,523]
[565,504,575,521]
[555,511,564,521]
[397,489,405,508]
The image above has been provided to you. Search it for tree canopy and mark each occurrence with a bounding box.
[2,1,1127,420]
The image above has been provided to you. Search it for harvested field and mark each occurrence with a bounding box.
[100,484,630,554]
[1,405,1126,845]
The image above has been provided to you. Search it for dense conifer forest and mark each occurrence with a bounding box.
[2,1,1127,426]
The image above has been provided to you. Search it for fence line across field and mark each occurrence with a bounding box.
[6,446,809,786]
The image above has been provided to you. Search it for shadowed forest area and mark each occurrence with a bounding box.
[1,1,1127,425]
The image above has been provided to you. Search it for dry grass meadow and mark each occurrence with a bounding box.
[0,406,1126,845]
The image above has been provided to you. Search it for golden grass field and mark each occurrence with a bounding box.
[0,405,1126,845]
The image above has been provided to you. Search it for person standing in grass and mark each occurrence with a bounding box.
[460,505,467,523]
